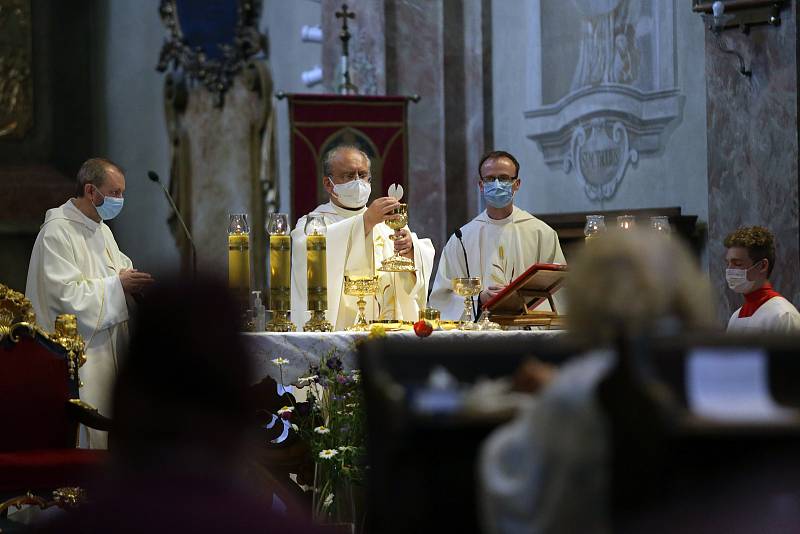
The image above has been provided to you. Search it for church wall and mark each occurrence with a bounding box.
[705,2,800,323]
[490,1,709,262]
[90,0,324,278]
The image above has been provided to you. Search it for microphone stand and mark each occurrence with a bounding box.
[454,229,478,320]
[148,171,197,280]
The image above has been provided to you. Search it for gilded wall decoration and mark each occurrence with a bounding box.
[0,0,33,139]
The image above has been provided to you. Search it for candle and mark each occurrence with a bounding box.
[269,235,291,311]
[306,234,327,311]
[228,232,251,292]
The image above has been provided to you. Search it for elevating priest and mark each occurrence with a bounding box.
[26,158,154,448]
[290,145,435,330]
[429,150,566,320]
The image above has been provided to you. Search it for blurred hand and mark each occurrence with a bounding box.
[393,228,414,258]
[119,269,154,294]
[479,285,506,304]
[512,358,558,394]
[364,197,401,235]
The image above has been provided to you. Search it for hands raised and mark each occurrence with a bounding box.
[363,196,401,235]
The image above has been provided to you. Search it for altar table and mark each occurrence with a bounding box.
[243,329,563,384]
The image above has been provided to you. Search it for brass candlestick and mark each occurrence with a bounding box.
[266,213,296,332]
[344,275,378,331]
[453,277,481,331]
[304,213,333,332]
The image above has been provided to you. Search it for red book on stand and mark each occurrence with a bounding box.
[482,263,568,315]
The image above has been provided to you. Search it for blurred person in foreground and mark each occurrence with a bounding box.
[479,230,714,534]
[724,225,800,333]
[39,278,317,534]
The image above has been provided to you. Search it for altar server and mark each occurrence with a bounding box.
[725,225,800,333]
[429,150,566,320]
[26,158,153,448]
[290,145,435,330]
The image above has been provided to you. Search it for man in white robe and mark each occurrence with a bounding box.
[724,226,800,333]
[429,150,566,320]
[26,158,153,448]
[290,146,435,331]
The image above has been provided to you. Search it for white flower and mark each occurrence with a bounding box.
[338,445,354,452]
[291,424,299,432]
[297,374,318,384]
[278,405,294,414]
[351,371,361,383]
[319,449,338,459]
[345,403,357,408]
[271,357,289,366]
[322,492,334,509]
[314,425,330,434]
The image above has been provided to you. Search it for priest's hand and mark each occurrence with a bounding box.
[119,269,155,294]
[479,285,505,305]
[364,197,401,235]
[393,228,414,258]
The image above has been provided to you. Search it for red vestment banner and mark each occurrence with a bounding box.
[286,94,409,220]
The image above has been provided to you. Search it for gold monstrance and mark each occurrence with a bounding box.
[304,213,333,332]
[266,213,296,332]
[378,184,415,273]
[344,275,378,331]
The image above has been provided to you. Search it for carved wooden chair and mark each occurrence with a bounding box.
[0,283,110,515]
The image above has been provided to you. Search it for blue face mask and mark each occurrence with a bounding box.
[482,179,515,209]
[92,186,124,220]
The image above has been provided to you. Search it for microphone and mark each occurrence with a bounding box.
[148,170,197,280]
[454,228,477,320]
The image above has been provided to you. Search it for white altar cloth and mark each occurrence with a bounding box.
[243,330,563,385]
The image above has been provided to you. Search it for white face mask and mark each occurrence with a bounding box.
[330,177,371,208]
[725,262,762,294]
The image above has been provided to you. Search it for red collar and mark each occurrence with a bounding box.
[738,282,781,318]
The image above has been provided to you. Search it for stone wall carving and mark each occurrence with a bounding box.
[0,0,32,139]
[525,0,683,201]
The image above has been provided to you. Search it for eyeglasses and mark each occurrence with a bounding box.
[480,175,518,184]
[333,171,372,183]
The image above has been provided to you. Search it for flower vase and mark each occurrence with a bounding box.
[313,462,363,533]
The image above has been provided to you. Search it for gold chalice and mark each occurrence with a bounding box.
[453,277,481,330]
[344,275,379,331]
[378,204,416,273]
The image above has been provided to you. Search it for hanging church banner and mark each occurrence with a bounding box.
[283,94,409,220]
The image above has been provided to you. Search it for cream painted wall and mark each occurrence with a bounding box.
[491,0,708,236]
[92,0,323,277]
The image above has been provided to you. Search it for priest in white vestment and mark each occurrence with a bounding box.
[26,158,154,448]
[290,146,435,331]
[724,226,800,332]
[429,150,566,320]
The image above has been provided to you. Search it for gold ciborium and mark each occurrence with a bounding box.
[378,204,416,273]
[453,277,481,330]
[344,275,379,331]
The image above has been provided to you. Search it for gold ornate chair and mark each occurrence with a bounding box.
[0,283,109,514]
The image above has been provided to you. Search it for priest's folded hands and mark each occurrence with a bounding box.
[119,268,155,294]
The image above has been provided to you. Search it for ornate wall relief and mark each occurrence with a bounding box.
[0,0,32,139]
[525,0,683,201]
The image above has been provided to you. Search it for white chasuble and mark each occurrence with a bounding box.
[26,200,133,449]
[290,202,435,331]
[429,207,567,320]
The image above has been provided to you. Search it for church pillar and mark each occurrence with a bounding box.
[704,2,800,323]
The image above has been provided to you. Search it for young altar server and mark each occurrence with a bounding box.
[724,225,800,333]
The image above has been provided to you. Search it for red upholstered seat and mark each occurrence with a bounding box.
[0,284,106,498]
[0,449,108,492]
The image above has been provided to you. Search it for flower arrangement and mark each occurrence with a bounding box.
[272,350,366,526]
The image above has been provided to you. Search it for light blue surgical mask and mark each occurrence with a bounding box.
[92,185,124,220]
[482,179,515,209]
